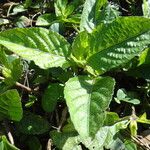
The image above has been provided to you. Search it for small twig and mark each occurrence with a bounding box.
[3,120,14,145]
[57,107,68,132]
[0,76,32,92]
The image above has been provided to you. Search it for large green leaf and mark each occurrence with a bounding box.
[86,17,150,74]
[80,0,107,32]
[16,112,50,135]
[64,76,115,138]
[0,28,70,69]
[0,90,23,121]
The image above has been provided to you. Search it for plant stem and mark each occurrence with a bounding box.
[0,76,32,92]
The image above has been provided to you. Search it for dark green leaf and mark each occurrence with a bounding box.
[0,90,22,121]
[16,112,50,135]
[42,83,64,112]
[50,131,81,150]
[26,136,42,150]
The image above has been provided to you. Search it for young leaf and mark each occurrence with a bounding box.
[16,112,50,135]
[64,76,115,138]
[86,17,150,75]
[0,28,71,69]
[42,83,64,112]
[137,113,150,124]
[36,14,57,26]
[72,31,91,66]
[0,89,23,121]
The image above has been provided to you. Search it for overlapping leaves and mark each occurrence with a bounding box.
[73,17,150,75]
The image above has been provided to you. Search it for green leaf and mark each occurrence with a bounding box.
[15,16,31,28]
[80,0,107,32]
[137,113,150,124]
[54,0,68,17]
[0,49,11,68]
[50,131,81,150]
[104,112,119,126]
[115,89,140,105]
[26,136,42,150]
[24,0,32,8]
[82,120,128,150]
[72,31,91,66]
[0,28,71,69]
[86,17,150,75]
[142,0,150,18]
[0,90,23,121]
[49,67,73,83]
[0,18,9,25]
[64,76,115,137]
[0,136,19,150]
[16,112,50,135]
[42,83,64,112]
[0,51,23,86]
[36,14,57,26]
[124,140,137,150]
[138,48,150,66]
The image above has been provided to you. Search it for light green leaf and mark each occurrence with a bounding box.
[64,76,115,137]
[72,31,91,66]
[80,0,107,32]
[0,136,20,150]
[16,112,50,135]
[0,90,23,121]
[142,0,150,18]
[137,113,150,124]
[42,83,64,112]
[115,89,140,105]
[0,28,71,69]
[15,16,31,28]
[86,17,150,75]
[54,0,68,17]
[138,48,150,66]
[124,140,137,150]
[82,120,128,150]
[0,18,9,25]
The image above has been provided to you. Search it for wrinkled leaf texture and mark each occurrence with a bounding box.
[64,76,115,138]
[0,28,71,69]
